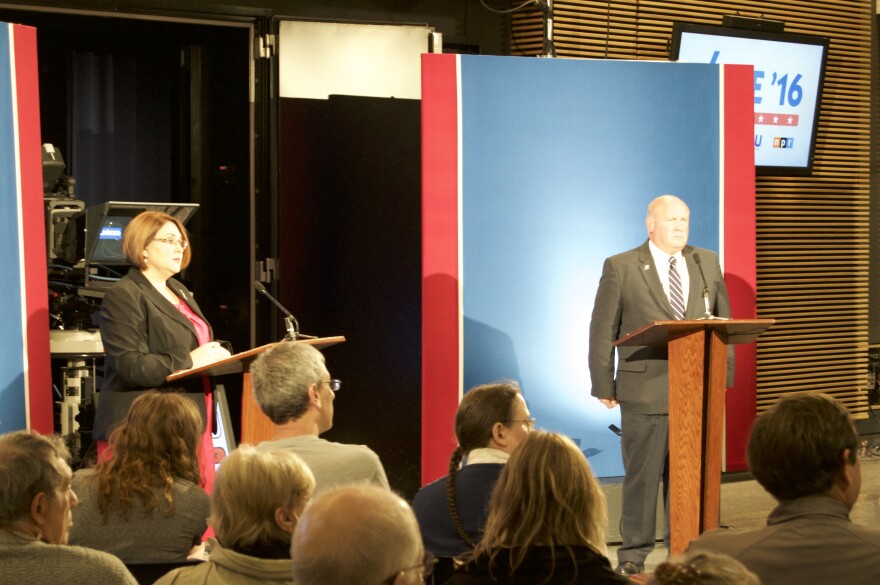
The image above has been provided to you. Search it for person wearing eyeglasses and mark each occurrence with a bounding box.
[411,381,532,581]
[95,211,231,493]
[0,431,137,585]
[292,484,432,585]
[251,341,390,496]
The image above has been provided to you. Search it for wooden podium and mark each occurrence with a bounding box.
[167,336,345,445]
[614,318,773,554]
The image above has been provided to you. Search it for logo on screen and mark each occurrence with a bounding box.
[773,137,795,149]
[99,226,123,240]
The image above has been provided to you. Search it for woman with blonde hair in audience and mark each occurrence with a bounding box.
[155,444,315,585]
[70,391,210,564]
[413,381,532,561]
[447,431,627,584]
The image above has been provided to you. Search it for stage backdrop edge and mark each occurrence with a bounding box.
[0,23,51,434]
[421,54,756,482]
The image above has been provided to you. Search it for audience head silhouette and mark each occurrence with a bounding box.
[0,430,138,583]
[747,392,860,507]
[467,430,609,578]
[292,485,427,585]
[445,381,530,547]
[686,391,877,585]
[483,430,606,552]
[94,391,202,517]
[651,551,760,585]
[251,342,336,435]
[453,381,530,458]
[0,430,76,545]
[211,444,314,552]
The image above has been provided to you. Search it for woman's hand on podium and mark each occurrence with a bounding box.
[190,341,232,369]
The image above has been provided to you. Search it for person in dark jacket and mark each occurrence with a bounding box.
[412,381,531,565]
[687,392,880,585]
[447,431,627,585]
[95,210,230,491]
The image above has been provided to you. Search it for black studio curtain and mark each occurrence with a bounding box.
[68,49,176,205]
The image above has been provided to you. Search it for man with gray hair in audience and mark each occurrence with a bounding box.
[292,484,433,585]
[0,430,136,585]
[252,341,389,494]
[688,392,880,585]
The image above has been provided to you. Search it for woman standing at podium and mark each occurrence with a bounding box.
[94,210,230,492]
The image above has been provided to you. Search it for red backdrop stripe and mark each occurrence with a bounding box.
[13,24,52,432]
[421,54,462,484]
[722,64,758,470]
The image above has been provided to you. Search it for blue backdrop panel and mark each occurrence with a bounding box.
[458,57,723,477]
[0,23,27,432]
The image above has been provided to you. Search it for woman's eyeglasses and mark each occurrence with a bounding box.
[153,236,189,249]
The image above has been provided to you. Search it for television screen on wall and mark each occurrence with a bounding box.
[670,22,829,176]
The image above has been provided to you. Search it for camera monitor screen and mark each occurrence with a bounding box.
[84,202,199,266]
[670,22,829,176]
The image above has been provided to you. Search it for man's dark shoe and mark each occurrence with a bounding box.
[615,561,644,576]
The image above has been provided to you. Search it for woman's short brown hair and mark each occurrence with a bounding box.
[122,211,191,270]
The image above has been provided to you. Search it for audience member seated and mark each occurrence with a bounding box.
[292,484,432,585]
[155,444,314,585]
[447,431,627,584]
[0,430,137,585]
[69,392,210,564]
[641,551,760,585]
[252,341,389,494]
[412,380,531,580]
[687,392,880,585]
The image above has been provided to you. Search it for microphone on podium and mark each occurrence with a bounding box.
[692,253,714,320]
[253,281,316,340]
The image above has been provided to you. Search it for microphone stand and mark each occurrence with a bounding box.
[254,281,317,340]
[693,253,727,320]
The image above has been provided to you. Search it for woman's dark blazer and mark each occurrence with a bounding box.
[94,267,213,441]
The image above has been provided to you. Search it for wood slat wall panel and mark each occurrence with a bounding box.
[511,1,873,416]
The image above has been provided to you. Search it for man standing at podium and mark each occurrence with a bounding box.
[588,194,731,576]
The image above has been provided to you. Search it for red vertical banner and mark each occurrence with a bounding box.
[0,23,50,433]
[722,64,758,470]
[16,25,51,432]
[421,54,461,484]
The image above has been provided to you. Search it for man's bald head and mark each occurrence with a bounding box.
[292,485,423,585]
[646,194,690,255]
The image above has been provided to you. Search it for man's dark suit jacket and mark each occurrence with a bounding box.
[94,267,212,440]
[588,240,731,414]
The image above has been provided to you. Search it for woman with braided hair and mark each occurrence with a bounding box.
[645,551,760,585]
[412,382,531,578]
